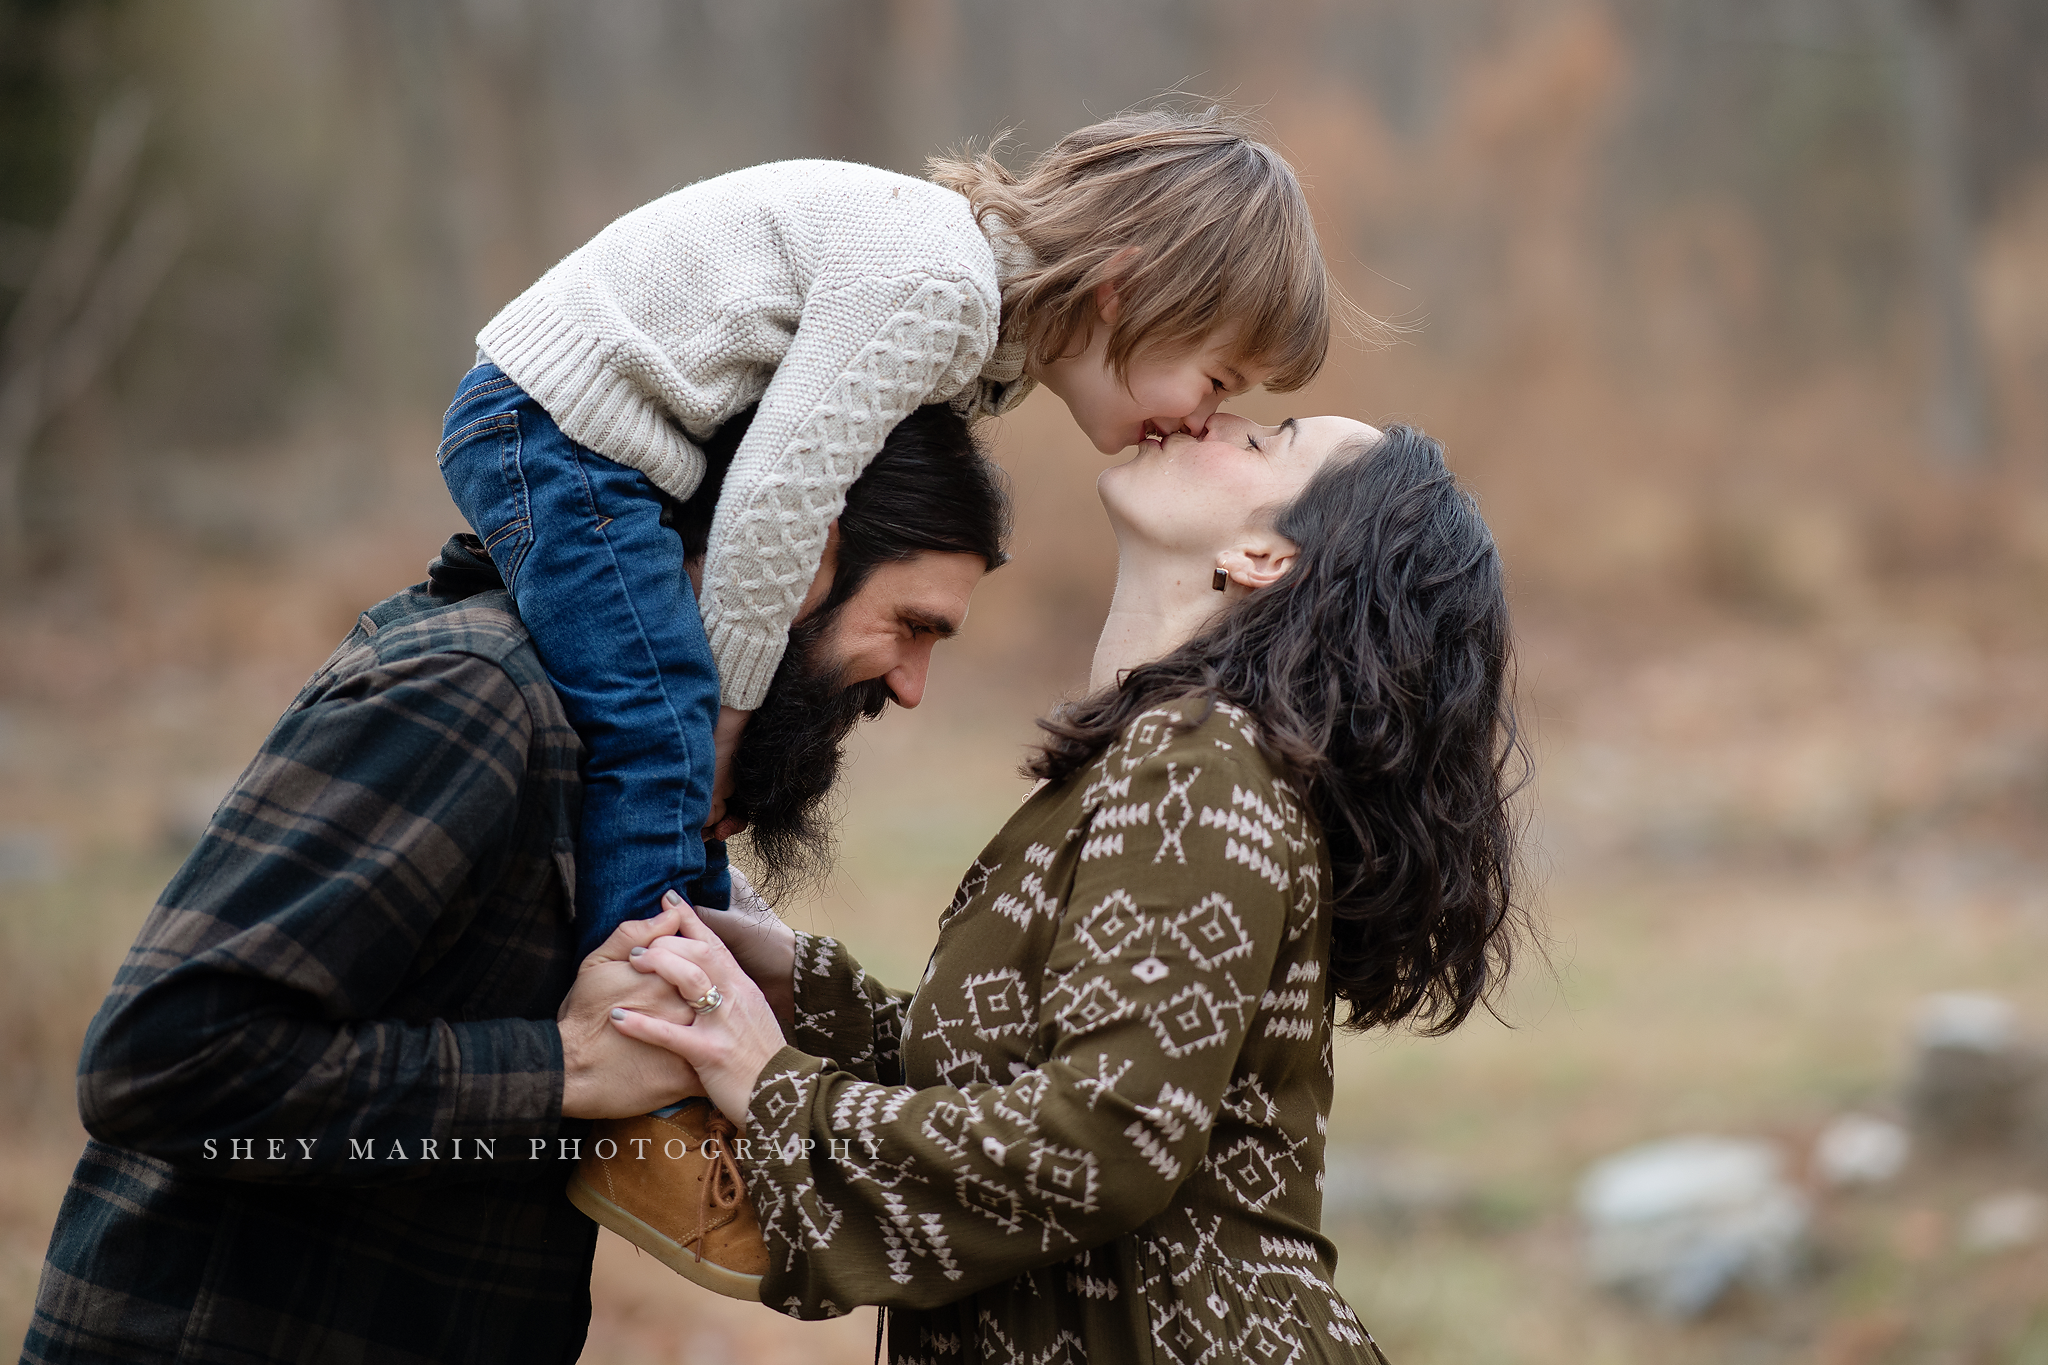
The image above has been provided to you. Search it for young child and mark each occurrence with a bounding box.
[437,108,1332,957]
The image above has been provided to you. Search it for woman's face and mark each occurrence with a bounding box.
[1097,412,1380,554]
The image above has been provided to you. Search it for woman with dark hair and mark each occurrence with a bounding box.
[602,412,1525,1362]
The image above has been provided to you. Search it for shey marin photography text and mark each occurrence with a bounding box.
[198,1134,883,1163]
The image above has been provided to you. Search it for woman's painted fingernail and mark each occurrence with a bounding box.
[610,1008,627,1021]
[662,889,684,908]
[629,946,646,958]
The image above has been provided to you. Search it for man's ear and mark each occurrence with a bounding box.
[1216,530,1299,593]
[793,522,839,623]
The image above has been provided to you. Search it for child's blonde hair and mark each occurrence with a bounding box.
[930,107,1330,393]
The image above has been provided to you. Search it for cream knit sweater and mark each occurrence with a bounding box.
[477,159,1035,710]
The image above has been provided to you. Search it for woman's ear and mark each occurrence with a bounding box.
[1216,531,1299,593]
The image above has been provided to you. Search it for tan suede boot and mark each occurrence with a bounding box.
[565,1100,769,1300]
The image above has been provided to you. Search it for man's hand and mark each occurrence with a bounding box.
[557,905,706,1119]
[704,705,752,833]
[680,867,796,1028]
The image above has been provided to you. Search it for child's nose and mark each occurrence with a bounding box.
[1182,391,1226,438]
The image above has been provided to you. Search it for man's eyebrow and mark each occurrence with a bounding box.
[902,608,961,638]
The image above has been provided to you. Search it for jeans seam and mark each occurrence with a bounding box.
[481,518,530,554]
[435,411,520,468]
[566,447,698,849]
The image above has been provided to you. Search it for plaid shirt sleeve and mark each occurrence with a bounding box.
[75,630,570,1184]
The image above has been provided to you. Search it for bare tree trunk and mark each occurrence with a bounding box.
[0,93,184,572]
[1896,0,1991,468]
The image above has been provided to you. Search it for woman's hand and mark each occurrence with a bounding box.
[556,903,707,1119]
[609,891,788,1127]
[690,867,797,1027]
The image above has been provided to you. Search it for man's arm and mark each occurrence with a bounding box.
[77,645,687,1183]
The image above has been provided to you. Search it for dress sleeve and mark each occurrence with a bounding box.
[75,648,567,1185]
[787,930,911,1085]
[699,268,995,709]
[737,735,1296,1318]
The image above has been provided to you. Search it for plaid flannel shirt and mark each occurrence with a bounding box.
[24,536,602,1365]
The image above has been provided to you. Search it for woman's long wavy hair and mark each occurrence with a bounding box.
[1028,425,1529,1035]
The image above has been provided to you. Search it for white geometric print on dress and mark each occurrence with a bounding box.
[1072,889,1152,962]
[1219,1073,1281,1127]
[1053,974,1138,1034]
[1166,892,1256,971]
[1024,1140,1100,1212]
[1081,792,1150,861]
[920,1098,979,1160]
[1202,784,1284,848]
[1070,1052,1135,1110]
[792,1174,846,1249]
[921,1002,997,1088]
[1224,833,1290,890]
[878,1187,965,1285]
[955,1167,1027,1234]
[1208,1134,1290,1211]
[1150,1300,1219,1365]
[990,1070,1052,1132]
[1122,1081,1215,1182]
[973,1312,1085,1365]
[962,968,1034,1041]
[1152,762,1202,864]
[1144,981,1237,1058]
[1240,1315,1308,1365]
[992,868,1062,928]
[943,858,1001,921]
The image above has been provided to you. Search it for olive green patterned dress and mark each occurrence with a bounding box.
[735,701,1387,1364]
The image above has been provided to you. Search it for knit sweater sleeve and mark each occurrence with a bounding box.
[700,268,995,709]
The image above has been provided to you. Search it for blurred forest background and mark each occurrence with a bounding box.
[3,0,2047,1361]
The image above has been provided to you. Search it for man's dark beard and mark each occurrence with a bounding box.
[725,611,893,901]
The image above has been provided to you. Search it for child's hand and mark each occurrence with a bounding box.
[704,704,751,835]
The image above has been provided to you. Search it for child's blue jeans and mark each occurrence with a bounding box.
[437,362,729,957]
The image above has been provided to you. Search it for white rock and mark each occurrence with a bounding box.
[1577,1136,1809,1319]
[1916,993,2017,1052]
[1814,1113,1910,1187]
[1960,1190,2046,1254]
[1906,992,2042,1148]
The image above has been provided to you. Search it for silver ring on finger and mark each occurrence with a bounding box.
[690,985,724,1015]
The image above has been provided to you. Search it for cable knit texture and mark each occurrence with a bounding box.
[477,160,1035,709]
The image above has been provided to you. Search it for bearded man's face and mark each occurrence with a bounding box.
[722,549,984,899]
[723,611,893,899]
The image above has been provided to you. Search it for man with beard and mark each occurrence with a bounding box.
[673,402,1006,902]
[24,405,1007,1365]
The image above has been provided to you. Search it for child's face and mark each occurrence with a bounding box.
[1031,301,1271,456]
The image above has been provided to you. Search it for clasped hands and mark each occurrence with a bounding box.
[557,870,796,1124]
